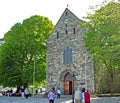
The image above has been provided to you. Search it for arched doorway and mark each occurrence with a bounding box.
[64,72,72,95]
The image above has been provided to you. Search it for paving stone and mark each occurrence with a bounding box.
[0,96,120,103]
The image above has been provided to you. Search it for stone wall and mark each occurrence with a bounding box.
[46,8,94,94]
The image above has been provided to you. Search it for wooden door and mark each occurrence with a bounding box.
[64,72,73,95]
[64,81,69,95]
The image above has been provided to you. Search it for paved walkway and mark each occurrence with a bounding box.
[0,96,120,103]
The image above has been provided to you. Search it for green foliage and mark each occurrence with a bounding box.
[80,2,120,94]
[0,15,54,87]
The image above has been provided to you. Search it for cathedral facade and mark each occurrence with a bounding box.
[46,8,94,94]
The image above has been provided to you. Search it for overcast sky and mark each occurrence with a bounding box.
[0,0,115,38]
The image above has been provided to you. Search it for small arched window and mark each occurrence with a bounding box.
[73,28,75,34]
[57,32,59,39]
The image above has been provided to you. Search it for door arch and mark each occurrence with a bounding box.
[64,72,72,95]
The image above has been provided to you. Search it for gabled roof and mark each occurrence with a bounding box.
[47,8,84,42]
[54,8,83,30]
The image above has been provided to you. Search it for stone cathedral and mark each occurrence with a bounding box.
[46,8,95,95]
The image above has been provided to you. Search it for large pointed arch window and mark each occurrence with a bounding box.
[63,46,73,63]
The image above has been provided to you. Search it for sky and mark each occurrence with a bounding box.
[0,0,115,38]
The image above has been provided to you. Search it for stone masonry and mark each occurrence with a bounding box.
[46,8,95,94]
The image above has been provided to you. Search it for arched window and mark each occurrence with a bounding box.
[57,32,59,39]
[73,28,75,34]
[63,46,73,63]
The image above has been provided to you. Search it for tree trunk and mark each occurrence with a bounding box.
[109,69,114,95]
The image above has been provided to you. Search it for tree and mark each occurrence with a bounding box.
[80,1,120,94]
[0,15,54,87]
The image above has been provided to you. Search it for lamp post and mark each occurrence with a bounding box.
[33,60,35,97]
[72,72,75,103]
[84,53,87,88]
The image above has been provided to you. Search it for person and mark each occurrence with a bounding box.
[6,89,10,97]
[15,86,21,96]
[52,87,55,94]
[35,89,38,94]
[48,88,55,103]
[80,87,85,103]
[9,88,13,96]
[21,87,25,97]
[83,88,86,102]
[57,88,61,99]
[24,87,29,99]
[74,88,81,103]
[45,91,49,98]
[79,87,83,103]
[84,90,90,103]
